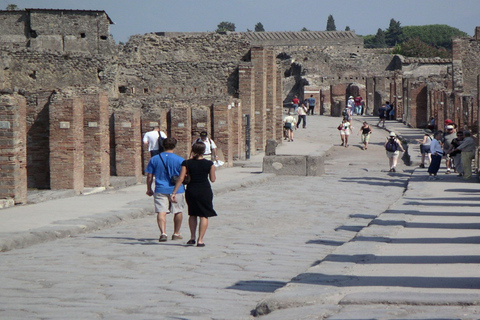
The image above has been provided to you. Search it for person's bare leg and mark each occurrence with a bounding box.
[197,217,209,245]
[157,212,167,235]
[173,212,183,235]
[189,216,197,241]
[344,135,349,147]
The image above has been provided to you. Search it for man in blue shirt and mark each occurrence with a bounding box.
[306,95,316,115]
[146,137,186,242]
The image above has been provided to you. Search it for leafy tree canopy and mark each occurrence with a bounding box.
[216,21,235,33]
[385,19,403,46]
[6,4,19,10]
[345,26,350,31]
[392,37,451,58]
[403,24,468,50]
[300,27,309,32]
[255,22,265,32]
[326,15,336,31]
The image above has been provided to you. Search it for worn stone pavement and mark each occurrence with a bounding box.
[0,113,479,320]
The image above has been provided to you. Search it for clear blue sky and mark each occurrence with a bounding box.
[4,0,480,43]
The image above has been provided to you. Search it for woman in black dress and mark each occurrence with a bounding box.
[171,142,217,247]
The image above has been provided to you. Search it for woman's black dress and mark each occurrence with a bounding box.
[183,159,217,217]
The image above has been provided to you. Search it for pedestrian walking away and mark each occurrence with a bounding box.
[296,102,307,129]
[146,137,186,242]
[338,118,352,147]
[416,129,433,168]
[347,96,355,116]
[354,95,363,116]
[193,131,217,161]
[377,104,387,127]
[172,142,217,247]
[357,121,372,150]
[428,131,444,180]
[283,114,297,142]
[143,126,167,157]
[291,95,299,115]
[306,94,316,115]
[385,132,405,172]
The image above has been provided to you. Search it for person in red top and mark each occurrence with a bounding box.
[354,96,363,115]
[291,95,300,115]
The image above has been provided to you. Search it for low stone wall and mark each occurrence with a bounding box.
[262,151,328,176]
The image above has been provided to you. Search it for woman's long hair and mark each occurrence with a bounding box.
[191,142,206,159]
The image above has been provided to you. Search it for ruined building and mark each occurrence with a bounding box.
[0,9,479,207]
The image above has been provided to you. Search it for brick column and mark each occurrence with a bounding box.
[49,93,84,193]
[366,77,375,115]
[213,102,233,167]
[114,109,142,183]
[265,47,277,141]
[251,47,267,151]
[231,99,243,160]
[169,105,192,160]
[238,63,255,158]
[275,64,283,142]
[83,92,110,188]
[0,94,27,205]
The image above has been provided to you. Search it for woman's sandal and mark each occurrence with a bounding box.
[197,243,205,247]
[186,240,195,245]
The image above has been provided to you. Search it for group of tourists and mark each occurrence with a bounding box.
[419,119,476,181]
[283,95,316,142]
[143,128,218,247]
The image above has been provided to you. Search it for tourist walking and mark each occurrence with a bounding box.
[306,94,316,115]
[377,104,387,127]
[453,130,476,180]
[338,118,352,147]
[428,131,444,180]
[193,131,217,161]
[145,137,186,242]
[143,126,167,157]
[354,95,363,115]
[296,102,307,129]
[172,142,217,247]
[417,129,433,168]
[347,96,355,116]
[291,95,300,115]
[443,125,457,174]
[385,132,405,172]
[283,114,296,142]
[357,121,372,150]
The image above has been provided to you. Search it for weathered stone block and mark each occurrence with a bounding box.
[263,155,306,176]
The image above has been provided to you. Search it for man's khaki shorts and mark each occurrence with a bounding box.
[154,193,186,214]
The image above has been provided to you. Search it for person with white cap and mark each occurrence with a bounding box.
[347,96,355,116]
[384,132,405,172]
[443,124,456,174]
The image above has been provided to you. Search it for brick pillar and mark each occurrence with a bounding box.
[251,47,267,151]
[141,108,168,173]
[114,109,142,183]
[231,99,243,160]
[169,105,192,160]
[275,64,283,142]
[239,63,255,158]
[49,94,84,193]
[191,105,211,140]
[330,83,348,117]
[83,92,110,188]
[0,94,27,205]
[213,102,233,167]
[394,73,404,120]
[265,47,277,141]
[366,77,375,115]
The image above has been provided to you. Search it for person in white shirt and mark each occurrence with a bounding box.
[428,131,444,180]
[143,126,167,157]
[193,131,217,161]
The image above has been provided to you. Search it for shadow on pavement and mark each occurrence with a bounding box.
[226,280,287,293]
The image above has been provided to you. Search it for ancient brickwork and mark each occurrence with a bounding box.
[0,94,27,205]
[238,63,256,156]
[252,47,267,151]
[49,92,84,193]
[213,102,234,166]
[114,109,142,183]
[83,91,110,188]
[169,105,192,160]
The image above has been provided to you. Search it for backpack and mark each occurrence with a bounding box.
[385,139,398,152]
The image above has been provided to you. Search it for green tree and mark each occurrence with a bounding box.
[216,21,235,33]
[385,18,403,46]
[6,4,18,10]
[393,37,451,58]
[300,27,309,32]
[345,26,350,31]
[326,14,336,31]
[254,22,265,32]
[403,24,468,50]
[372,28,387,48]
